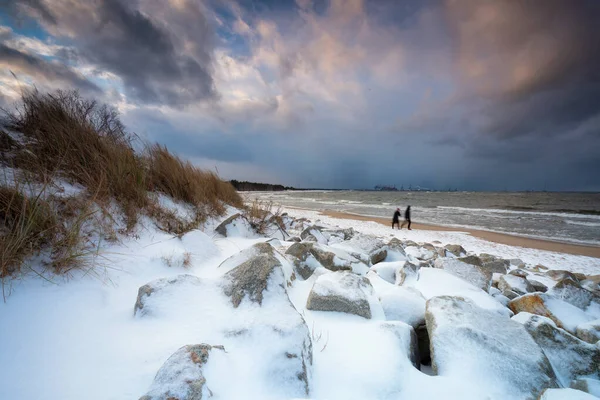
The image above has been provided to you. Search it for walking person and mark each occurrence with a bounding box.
[401,205,412,230]
[392,208,401,229]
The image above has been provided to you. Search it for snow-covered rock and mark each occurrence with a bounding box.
[214,214,257,238]
[139,344,225,400]
[300,225,327,244]
[385,237,406,257]
[570,378,600,398]
[405,245,435,262]
[332,233,387,265]
[433,258,491,291]
[539,388,600,400]
[425,296,557,399]
[369,261,402,284]
[499,274,535,296]
[134,274,206,317]
[512,313,600,387]
[379,321,420,369]
[408,267,512,317]
[217,242,275,272]
[509,293,594,334]
[444,244,466,257]
[306,271,378,319]
[577,320,600,344]
[396,261,420,286]
[285,242,364,280]
[546,270,580,282]
[548,278,599,311]
[368,272,425,328]
[527,276,550,293]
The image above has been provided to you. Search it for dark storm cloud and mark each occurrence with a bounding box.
[5,0,217,105]
[0,42,100,94]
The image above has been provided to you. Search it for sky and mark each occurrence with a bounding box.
[1,0,599,191]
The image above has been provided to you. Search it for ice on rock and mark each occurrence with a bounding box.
[548,278,600,311]
[433,257,491,291]
[512,313,600,387]
[498,274,535,295]
[331,233,387,265]
[426,296,558,399]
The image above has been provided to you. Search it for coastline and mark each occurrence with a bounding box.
[320,210,600,259]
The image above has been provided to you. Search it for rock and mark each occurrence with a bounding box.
[379,321,420,369]
[433,258,492,291]
[217,242,274,271]
[458,255,482,266]
[547,278,599,310]
[538,388,600,399]
[306,271,376,319]
[503,289,520,300]
[300,225,325,240]
[288,236,302,243]
[527,277,549,293]
[499,274,535,296]
[285,242,364,279]
[576,320,600,344]
[570,378,600,398]
[509,293,593,334]
[510,258,526,268]
[134,275,205,317]
[444,244,466,257]
[214,214,255,237]
[403,240,418,247]
[435,247,447,258]
[512,313,600,387]
[405,246,436,262]
[140,344,225,400]
[581,279,600,295]
[223,253,283,307]
[369,262,400,284]
[546,270,579,282]
[335,234,388,265]
[426,296,557,399]
[372,277,426,327]
[323,227,355,241]
[510,269,529,278]
[396,262,420,286]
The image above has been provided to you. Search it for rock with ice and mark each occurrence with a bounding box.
[570,378,600,398]
[217,242,274,272]
[405,245,436,262]
[509,269,529,278]
[426,296,557,399]
[509,293,593,334]
[379,321,420,369]
[369,261,402,284]
[408,267,512,317]
[527,276,550,293]
[433,257,492,291]
[546,270,580,282]
[222,253,283,307]
[385,237,406,257]
[539,388,600,400]
[139,344,225,400]
[306,271,378,319]
[512,313,600,386]
[577,320,600,344]
[300,225,327,244]
[548,278,599,311]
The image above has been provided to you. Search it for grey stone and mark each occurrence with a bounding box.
[386,238,406,256]
[569,378,600,398]
[433,258,492,291]
[288,236,302,243]
[134,275,203,317]
[458,255,482,266]
[510,269,529,278]
[548,278,599,310]
[527,278,549,293]
[285,242,355,280]
[306,272,374,319]
[545,270,579,282]
[222,253,282,308]
[300,225,325,240]
[396,262,420,286]
[503,289,520,300]
[499,274,535,296]
[576,320,600,344]
[139,344,225,400]
[215,214,249,237]
[515,313,600,387]
[444,244,466,257]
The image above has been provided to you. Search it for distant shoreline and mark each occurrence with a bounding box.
[316,209,600,259]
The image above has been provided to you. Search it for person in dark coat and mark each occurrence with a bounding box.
[401,205,411,230]
[392,208,401,229]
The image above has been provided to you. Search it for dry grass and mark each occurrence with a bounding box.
[243,199,287,237]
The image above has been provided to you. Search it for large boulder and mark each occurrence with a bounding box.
[300,225,327,244]
[433,258,492,291]
[509,293,594,334]
[426,296,558,399]
[396,261,420,286]
[538,388,600,400]
[577,320,600,344]
[214,214,256,238]
[368,272,425,328]
[306,271,377,319]
[545,270,580,282]
[223,253,284,307]
[217,242,274,272]
[285,242,362,280]
[499,274,535,296]
[385,238,407,257]
[369,261,403,284]
[139,344,225,400]
[405,246,436,262]
[547,278,599,311]
[512,313,600,387]
[379,321,420,369]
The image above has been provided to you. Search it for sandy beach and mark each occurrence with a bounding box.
[322,210,600,259]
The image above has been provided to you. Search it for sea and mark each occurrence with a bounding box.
[246,191,600,247]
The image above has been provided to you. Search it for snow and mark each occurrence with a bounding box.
[545,296,595,333]
[540,388,600,400]
[408,267,512,317]
[1,204,599,400]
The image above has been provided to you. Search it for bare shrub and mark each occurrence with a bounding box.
[243,199,288,237]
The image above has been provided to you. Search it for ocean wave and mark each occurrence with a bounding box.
[565,220,600,227]
[436,206,600,220]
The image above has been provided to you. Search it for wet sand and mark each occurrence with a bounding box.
[321,210,600,259]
